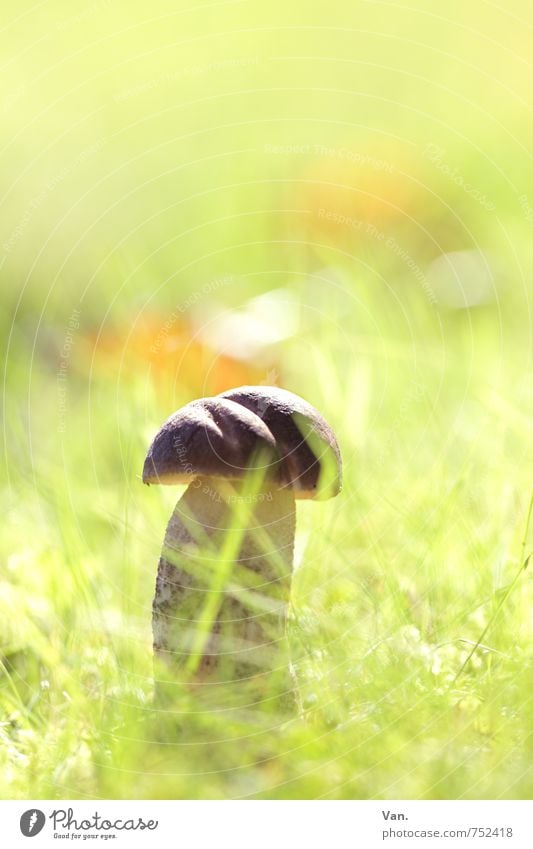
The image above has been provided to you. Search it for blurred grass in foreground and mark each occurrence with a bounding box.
[1,0,533,799]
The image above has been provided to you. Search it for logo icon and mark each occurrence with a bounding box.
[20,810,46,837]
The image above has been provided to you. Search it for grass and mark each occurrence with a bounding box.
[2,288,532,799]
[1,0,533,800]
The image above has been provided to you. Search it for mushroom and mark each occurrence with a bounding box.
[143,386,342,711]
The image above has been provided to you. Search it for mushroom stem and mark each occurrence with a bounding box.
[152,476,296,710]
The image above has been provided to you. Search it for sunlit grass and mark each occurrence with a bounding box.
[2,282,532,798]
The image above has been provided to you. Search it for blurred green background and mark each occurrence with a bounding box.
[1,0,532,799]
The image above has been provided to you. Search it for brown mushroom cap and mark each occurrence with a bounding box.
[220,386,342,500]
[143,386,342,500]
[142,397,280,485]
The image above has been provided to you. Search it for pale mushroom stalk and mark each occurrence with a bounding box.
[143,387,342,712]
[153,476,296,708]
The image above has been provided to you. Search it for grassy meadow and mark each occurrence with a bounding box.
[1,0,532,799]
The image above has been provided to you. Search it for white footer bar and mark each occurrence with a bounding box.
[1,800,531,848]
